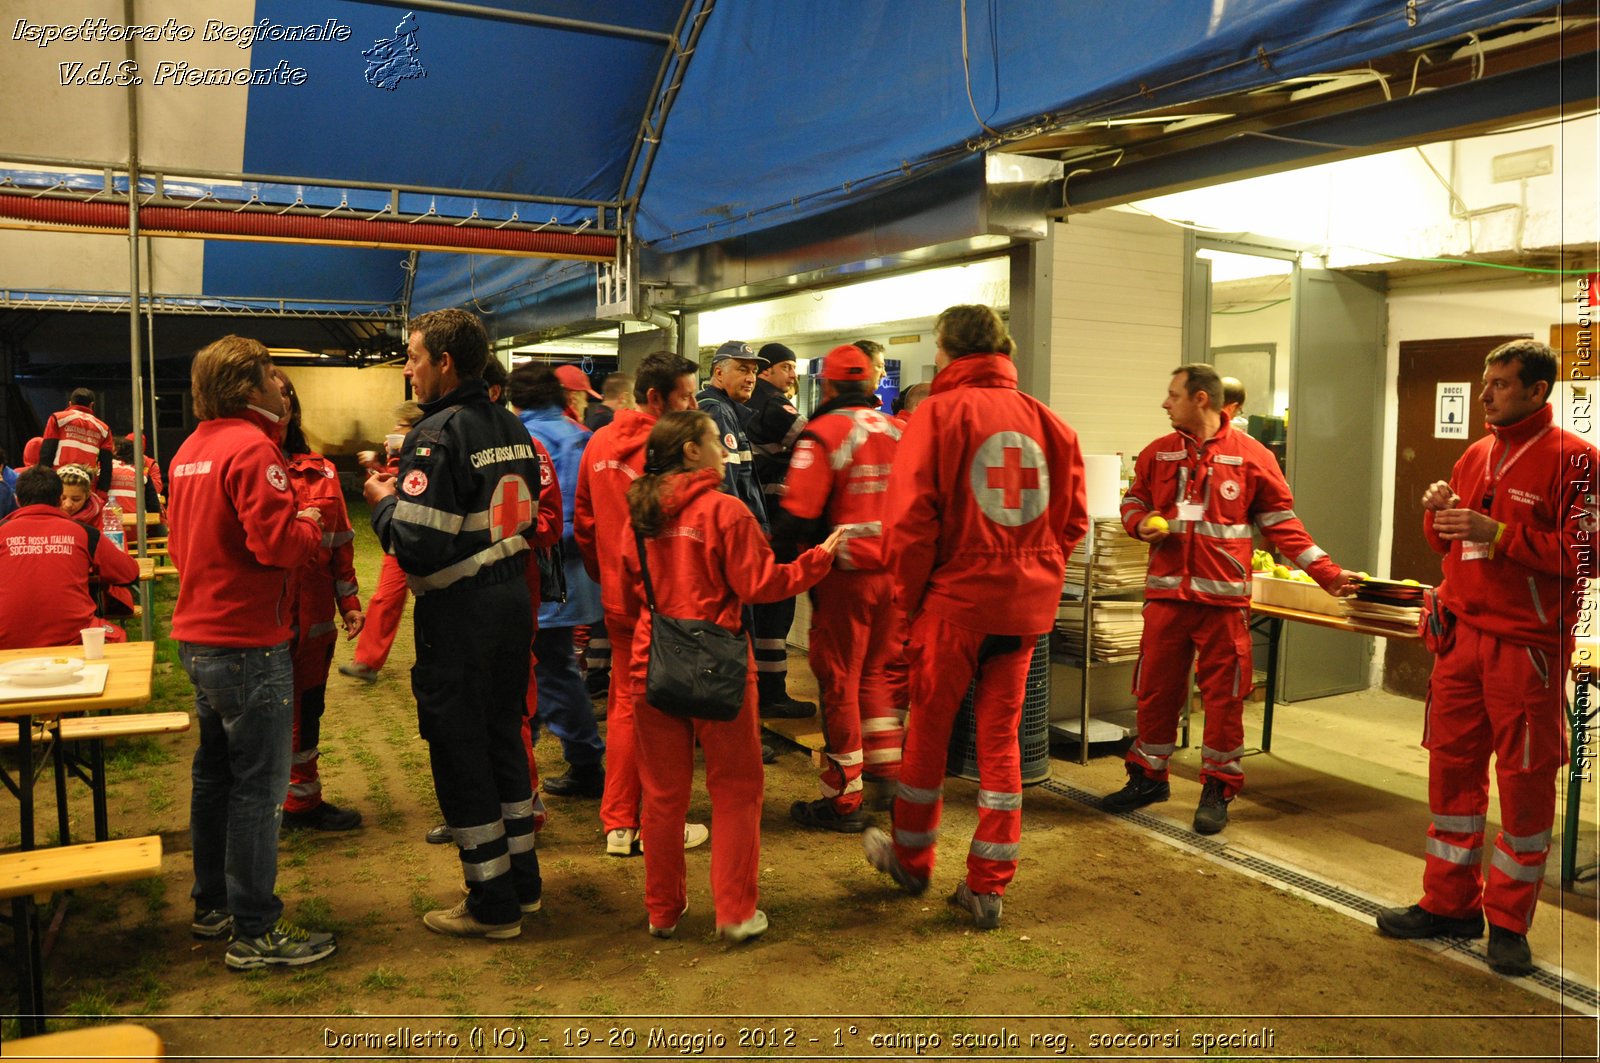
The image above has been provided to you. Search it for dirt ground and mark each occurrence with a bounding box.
[3,523,1595,1061]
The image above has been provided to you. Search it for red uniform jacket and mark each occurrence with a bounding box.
[167,411,322,647]
[619,469,833,634]
[526,436,565,608]
[779,396,901,571]
[0,503,140,648]
[108,460,138,513]
[884,354,1088,635]
[574,409,655,617]
[42,404,113,493]
[1425,403,1595,655]
[1121,419,1341,605]
[286,453,360,644]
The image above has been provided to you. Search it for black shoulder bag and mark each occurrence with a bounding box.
[633,527,748,721]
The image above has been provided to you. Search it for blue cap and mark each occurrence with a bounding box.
[712,340,768,367]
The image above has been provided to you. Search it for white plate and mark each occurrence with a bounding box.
[0,656,86,687]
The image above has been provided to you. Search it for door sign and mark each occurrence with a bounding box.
[1435,382,1471,439]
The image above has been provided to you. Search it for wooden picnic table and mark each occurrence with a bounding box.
[0,642,156,850]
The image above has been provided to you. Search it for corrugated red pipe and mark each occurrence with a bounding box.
[0,192,616,260]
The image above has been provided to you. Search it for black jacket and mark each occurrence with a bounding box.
[696,383,768,532]
[744,377,807,503]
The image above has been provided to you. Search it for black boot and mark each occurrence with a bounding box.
[1101,768,1170,813]
[1192,778,1232,835]
[1486,925,1534,975]
[1375,904,1485,939]
[543,763,605,798]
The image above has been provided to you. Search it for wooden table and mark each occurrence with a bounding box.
[119,510,162,531]
[0,643,156,850]
[1248,602,1419,752]
[135,556,154,582]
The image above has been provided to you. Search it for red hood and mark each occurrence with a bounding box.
[611,408,657,467]
[931,353,1019,394]
[659,468,725,520]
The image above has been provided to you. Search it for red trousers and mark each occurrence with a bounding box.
[1421,621,1566,935]
[518,647,544,802]
[599,609,642,833]
[352,553,409,671]
[1126,600,1251,797]
[632,636,764,929]
[809,570,901,812]
[890,612,1036,895]
[286,635,335,813]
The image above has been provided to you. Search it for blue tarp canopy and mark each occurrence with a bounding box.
[0,0,1557,329]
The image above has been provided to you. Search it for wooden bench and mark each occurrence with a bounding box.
[0,713,190,845]
[152,566,177,579]
[0,1022,163,1060]
[0,837,163,1037]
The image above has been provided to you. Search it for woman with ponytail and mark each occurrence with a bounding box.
[621,410,840,943]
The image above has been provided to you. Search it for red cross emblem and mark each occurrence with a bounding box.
[489,474,534,541]
[970,432,1048,527]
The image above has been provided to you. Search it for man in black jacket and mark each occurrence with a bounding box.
[366,308,552,940]
[744,342,815,718]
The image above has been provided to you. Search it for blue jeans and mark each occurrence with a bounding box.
[182,640,293,937]
[532,626,605,768]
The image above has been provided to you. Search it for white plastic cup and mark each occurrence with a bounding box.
[385,433,405,456]
[80,626,106,660]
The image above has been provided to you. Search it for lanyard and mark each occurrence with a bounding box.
[1481,425,1551,508]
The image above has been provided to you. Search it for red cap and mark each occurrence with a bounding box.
[820,344,872,381]
[555,365,601,398]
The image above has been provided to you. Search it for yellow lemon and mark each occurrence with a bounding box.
[1143,514,1169,533]
[1272,565,1292,580]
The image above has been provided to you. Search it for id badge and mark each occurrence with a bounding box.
[1460,540,1491,562]
[1177,501,1204,522]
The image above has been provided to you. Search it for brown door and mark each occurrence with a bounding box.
[1385,334,1529,698]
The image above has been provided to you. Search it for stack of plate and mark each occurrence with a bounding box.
[0,656,86,688]
[1342,577,1429,626]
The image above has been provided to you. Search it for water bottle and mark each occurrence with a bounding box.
[102,503,125,549]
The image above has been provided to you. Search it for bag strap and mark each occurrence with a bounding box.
[633,525,659,613]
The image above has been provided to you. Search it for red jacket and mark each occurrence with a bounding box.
[286,453,360,644]
[1425,403,1595,655]
[109,460,138,513]
[43,404,113,479]
[574,408,655,617]
[1121,419,1341,606]
[779,395,901,571]
[167,411,322,647]
[884,354,1088,634]
[619,469,833,633]
[0,504,140,649]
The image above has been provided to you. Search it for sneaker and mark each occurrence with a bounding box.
[192,908,233,941]
[458,881,542,914]
[649,902,688,940]
[1487,925,1534,976]
[225,920,337,970]
[1101,769,1170,813]
[717,909,769,944]
[758,693,816,719]
[948,881,1003,930]
[1375,904,1485,940]
[425,823,452,845]
[281,801,363,832]
[790,798,868,834]
[543,765,605,798]
[682,822,709,850]
[862,826,928,896]
[1192,778,1231,835]
[422,898,522,939]
[338,662,379,683]
[606,827,640,857]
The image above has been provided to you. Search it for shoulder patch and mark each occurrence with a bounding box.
[401,470,429,496]
[266,464,289,492]
[414,445,433,458]
[323,464,337,479]
[791,439,817,471]
[724,432,738,452]
[540,459,553,487]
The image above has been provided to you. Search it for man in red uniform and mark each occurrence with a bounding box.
[1106,363,1357,833]
[864,305,1088,930]
[776,345,903,832]
[40,387,114,498]
[274,371,366,832]
[1377,340,1593,977]
[573,351,708,856]
[0,465,139,649]
[167,335,335,968]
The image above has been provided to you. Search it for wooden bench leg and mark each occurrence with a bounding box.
[51,734,71,848]
[90,739,109,842]
[11,894,46,1036]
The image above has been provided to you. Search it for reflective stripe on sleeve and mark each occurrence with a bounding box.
[1294,546,1328,568]
[407,536,528,595]
[1255,509,1297,528]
